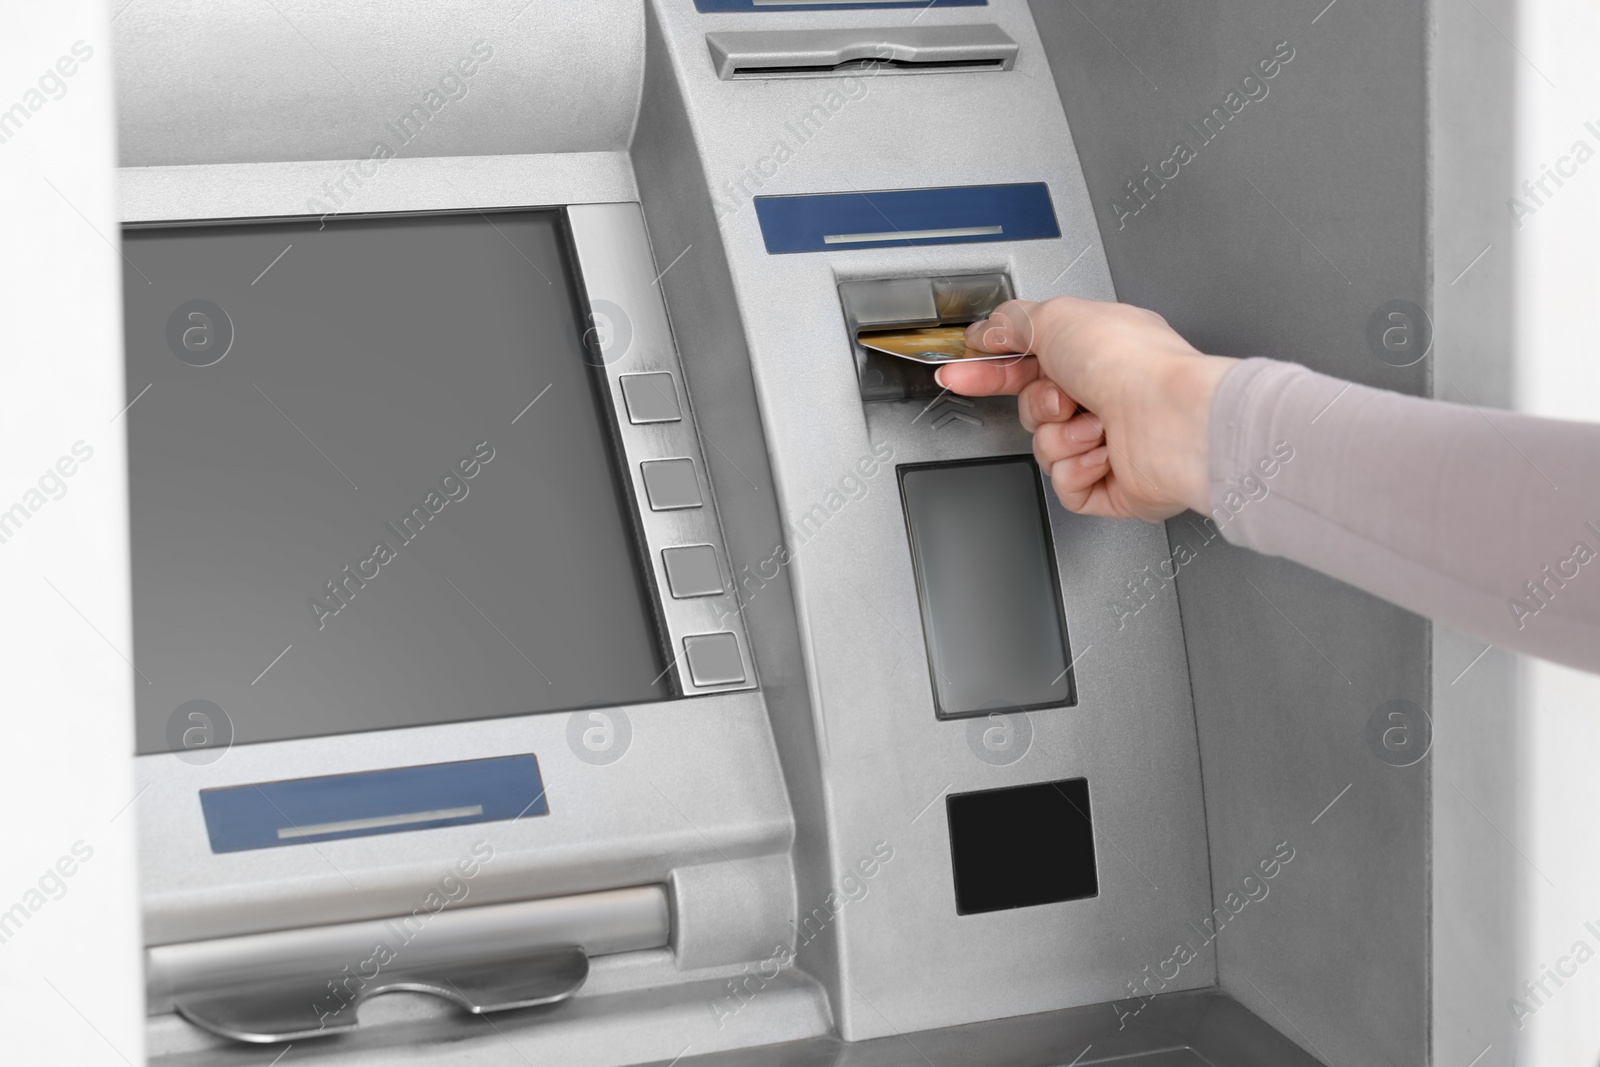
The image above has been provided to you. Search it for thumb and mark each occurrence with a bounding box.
[964,300,1044,355]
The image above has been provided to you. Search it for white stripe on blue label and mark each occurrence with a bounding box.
[696,0,983,11]
[199,754,547,853]
[754,184,1059,254]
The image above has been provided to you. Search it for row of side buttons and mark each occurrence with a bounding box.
[623,370,746,687]
[629,372,705,511]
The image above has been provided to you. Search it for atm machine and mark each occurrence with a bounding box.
[113,2,1425,1064]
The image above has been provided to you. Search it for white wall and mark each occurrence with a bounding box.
[1516,0,1600,1061]
[0,2,145,1063]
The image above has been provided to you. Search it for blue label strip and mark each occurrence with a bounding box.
[200,754,547,853]
[696,0,982,11]
[754,183,1060,254]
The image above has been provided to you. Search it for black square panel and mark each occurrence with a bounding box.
[947,777,1098,915]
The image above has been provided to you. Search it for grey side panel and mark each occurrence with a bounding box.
[1430,0,1519,1060]
[1029,2,1431,1065]
[631,0,840,1009]
[111,1,645,167]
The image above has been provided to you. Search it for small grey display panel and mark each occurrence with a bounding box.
[899,457,1074,718]
[122,210,669,753]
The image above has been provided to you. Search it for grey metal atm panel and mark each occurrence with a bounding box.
[641,0,1215,1043]
[112,2,645,167]
[1028,2,1432,1064]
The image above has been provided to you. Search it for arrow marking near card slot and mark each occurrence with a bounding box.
[929,396,983,429]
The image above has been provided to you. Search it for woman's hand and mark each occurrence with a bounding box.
[935,296,1238,522]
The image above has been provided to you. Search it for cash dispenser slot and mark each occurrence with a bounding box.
[148,886,669,1043]
[706,25,1017,80]
[840,272,1013,401]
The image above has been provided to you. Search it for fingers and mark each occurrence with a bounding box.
[1032,413,1104,470]
[935,355,1040,397]
[1018,379,1077,432]
[937,296,1088,398]
[1049,446,1112,514]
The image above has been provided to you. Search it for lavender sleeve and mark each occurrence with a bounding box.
[1208,357,1600,673]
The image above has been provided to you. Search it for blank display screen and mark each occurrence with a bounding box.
[123,211,668,753]
[899,457,1074,718]
[947,778,1099,915]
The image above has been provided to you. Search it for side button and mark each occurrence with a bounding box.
[620,373,682,424]
[662,545,724,598]
[640,458,702,511]
[683,633,745,687]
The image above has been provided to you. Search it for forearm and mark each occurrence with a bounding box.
[1209,358,1600,672]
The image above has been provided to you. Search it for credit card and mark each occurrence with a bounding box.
[856,325,1007,364]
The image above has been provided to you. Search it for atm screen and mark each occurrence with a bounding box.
[123,211,669,754]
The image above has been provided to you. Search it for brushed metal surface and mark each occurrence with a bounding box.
[112,1,645,167]
[119,152,639,223]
